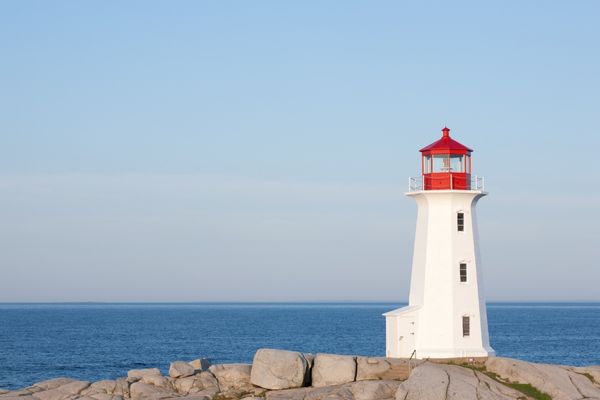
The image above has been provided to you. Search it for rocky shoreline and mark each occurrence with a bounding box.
[1,349,599,400]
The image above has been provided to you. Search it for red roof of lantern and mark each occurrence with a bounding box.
[419,127,473,153]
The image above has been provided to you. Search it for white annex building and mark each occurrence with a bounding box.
[384,127,495,359]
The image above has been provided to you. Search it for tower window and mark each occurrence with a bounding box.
[457,212,464,231]
[462,316,470,337]
[460,263,467,282]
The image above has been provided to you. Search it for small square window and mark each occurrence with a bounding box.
[457,212,464,232]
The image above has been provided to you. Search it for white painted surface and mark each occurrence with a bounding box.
[385,190,495,359]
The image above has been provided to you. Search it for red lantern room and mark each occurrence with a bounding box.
[420,127,473,190]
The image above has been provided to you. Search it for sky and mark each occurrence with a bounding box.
[1,1,599,302]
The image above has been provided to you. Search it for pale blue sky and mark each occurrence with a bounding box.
[1,1,599,301]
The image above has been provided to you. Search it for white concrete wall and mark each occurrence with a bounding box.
[385,190,494,359]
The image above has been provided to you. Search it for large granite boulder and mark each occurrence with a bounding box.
[355,357,417,381]
[127,368,161,380]
[356,357,391,381]
[209,364,255,396]
[251,349,310,390]
[173,371,219,396]
[126,368,170,388]
[311,354,356,388]
[170,361,196,379]
[396,362,525,400]
[486,357,600,400]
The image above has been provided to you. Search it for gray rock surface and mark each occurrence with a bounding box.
[129,382,176,400]
[266,380,400,400]
[173,372,219,396]
[2,353,598,400]
[251,349,309,390]
[140,374,171,389]
[190,359,212,372]
[169,361,196,379]
[396,362,525,400]
[127,369,161,379]
[209,364,254,396]
[356,358,416,381]
[32,380,91,400]
[486,356,600,400]
[311,354,357,388]
[571,365,600,386]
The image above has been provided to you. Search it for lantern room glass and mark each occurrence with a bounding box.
[449,154,464,172]
[422,153,472,175]
[423,155,432,173]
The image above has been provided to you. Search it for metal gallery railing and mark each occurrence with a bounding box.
[408,175,485,192]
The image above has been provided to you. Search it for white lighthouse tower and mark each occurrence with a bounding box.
[384,127,495,359]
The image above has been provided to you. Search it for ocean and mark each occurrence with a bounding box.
[1,302,599,390]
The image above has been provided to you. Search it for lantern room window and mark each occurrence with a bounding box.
[423,155,432,174]
[450,155,464,172]
[428,154,471,173]
[432,155,449,172]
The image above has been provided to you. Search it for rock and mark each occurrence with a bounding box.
[266,380,400,400]
[572,365,600,385]
[141,374,171,389]
[77,395,123,400]
[112,379,130,398]
[129,381,177,400]
[209,364,253,394]
[356,357,391,381]
[173,372,219,396]
[128,368,162,379]
[396,362,525,400]
[87,380,117,393]
[311,354,357,388]
[31,378,77,391]
[251,348,310,390]
[190,358,212,371]
[266,385,339,400]
[0,392,36,400]
[486,356,600,400]
[170,361,196,379]
[356,358,417,381]
[30,380,90,400]
[346,380,400,400]
[303,354,315,368]
[178,394,216,400]
[80,380,117,397]
[79,379,130,399]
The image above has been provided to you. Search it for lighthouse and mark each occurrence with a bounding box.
[384,127,495,359]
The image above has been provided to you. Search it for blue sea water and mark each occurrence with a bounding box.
[1,302,599,390]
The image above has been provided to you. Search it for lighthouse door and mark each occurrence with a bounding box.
[397,316,416,358]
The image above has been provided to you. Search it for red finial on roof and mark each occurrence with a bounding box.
[442,126,450,138]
